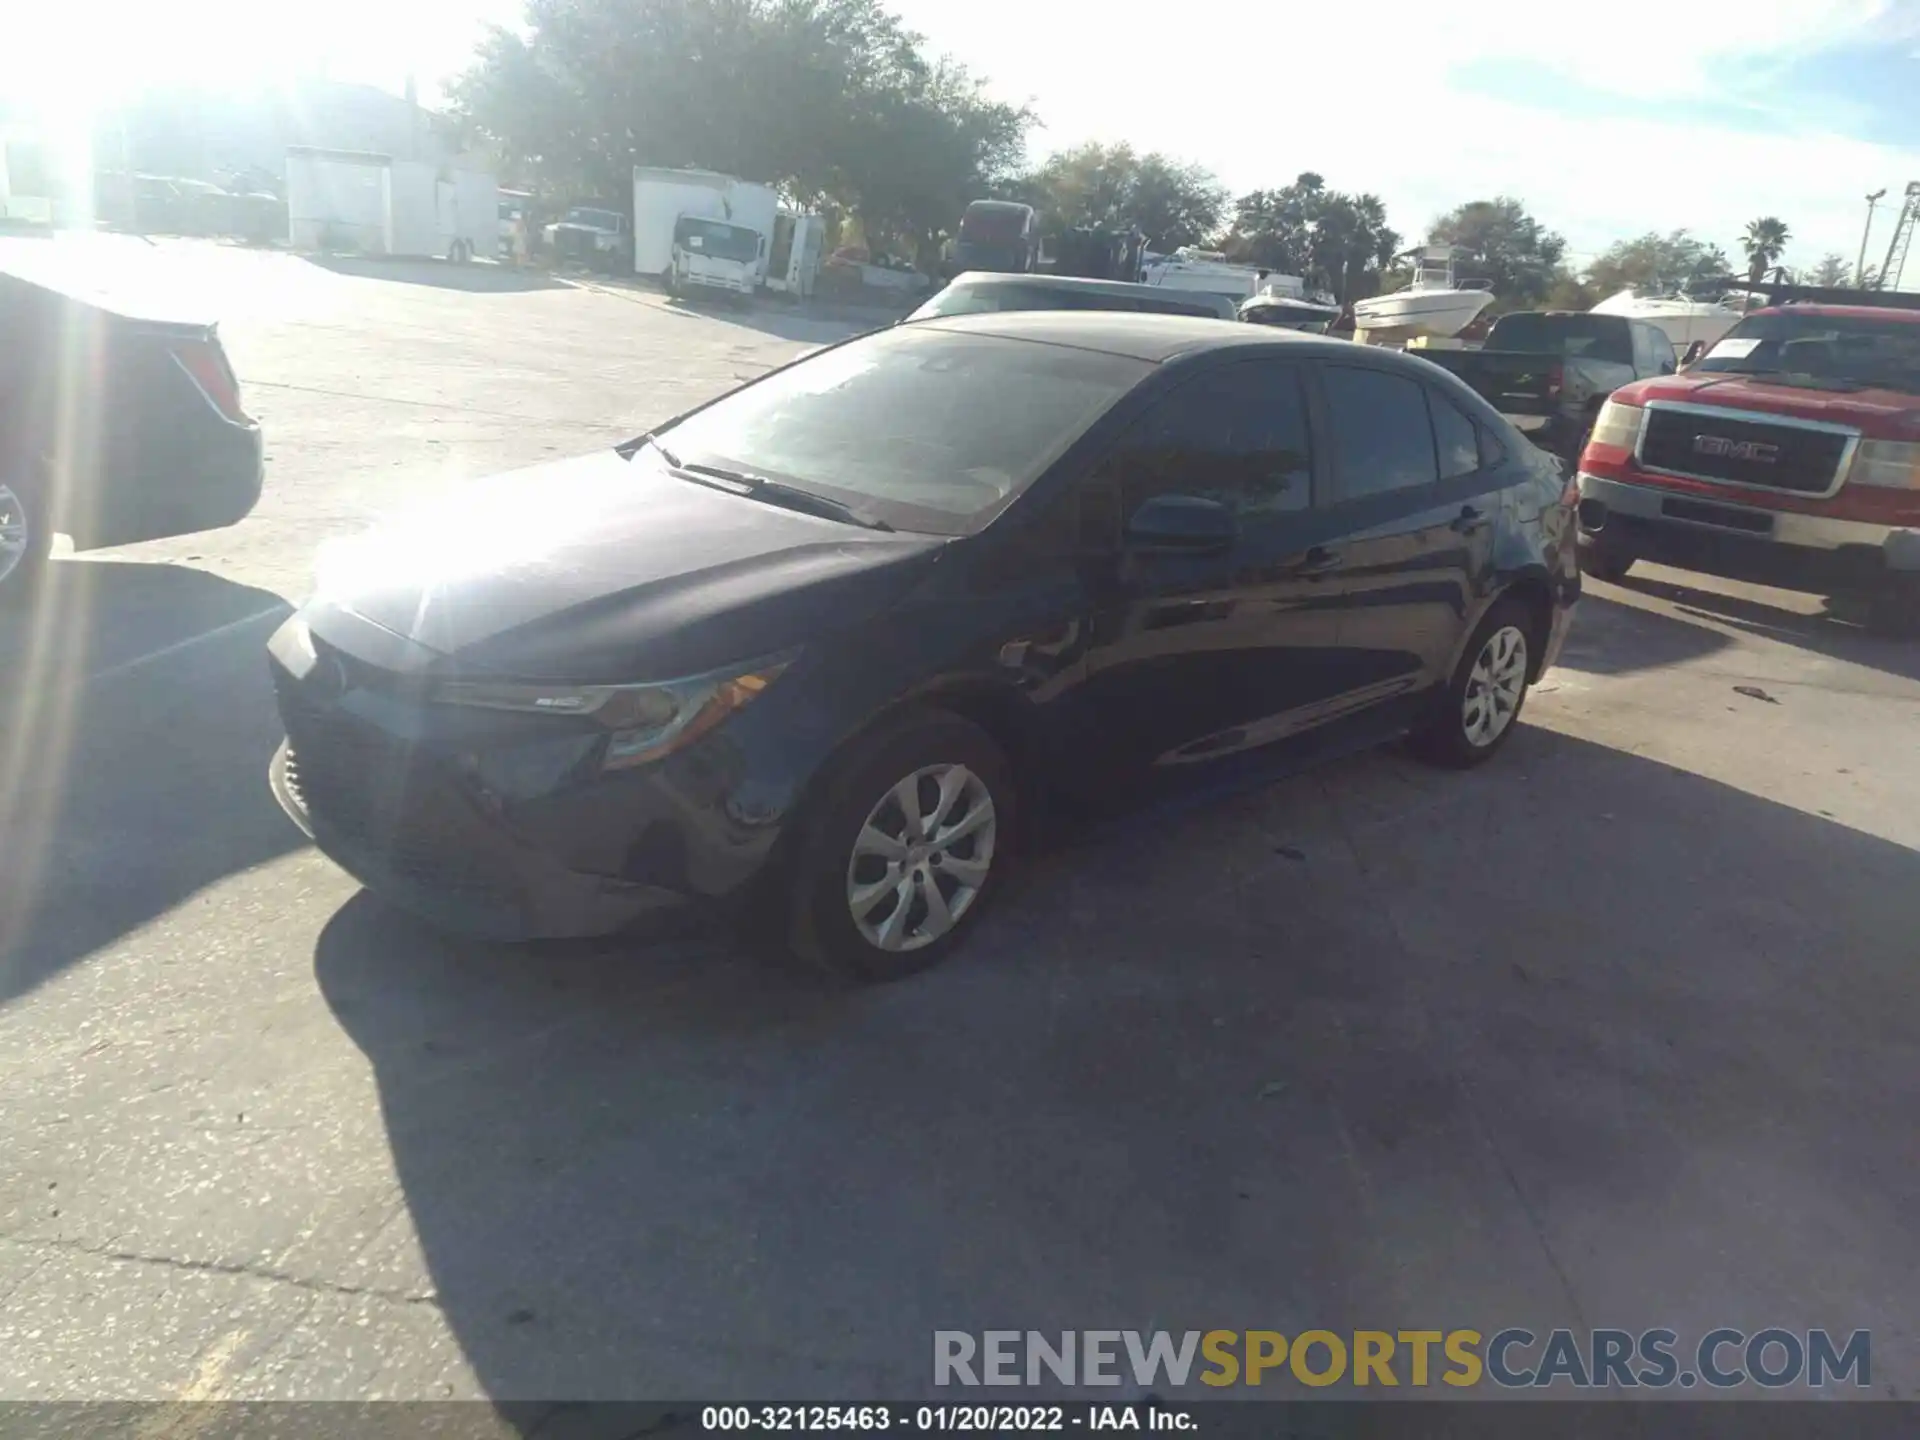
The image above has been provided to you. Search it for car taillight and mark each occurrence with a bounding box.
[1848,439,1920,490]
[172,337,251,426]
[1588,397,1642,451]
[1546,362,1563,398]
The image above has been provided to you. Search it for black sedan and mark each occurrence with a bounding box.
[0,268,263,602]
[267,313,1579,979]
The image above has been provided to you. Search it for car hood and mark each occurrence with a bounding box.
[1632,373,1920,438]
[313,450,948,682]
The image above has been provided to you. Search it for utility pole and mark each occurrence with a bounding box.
[1856,188,1886,287]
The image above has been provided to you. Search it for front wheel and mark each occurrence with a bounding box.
[0,478,53,607]
[787,711,1014,982]
[1409,600,1535,769]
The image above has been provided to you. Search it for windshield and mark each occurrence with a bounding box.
[565,207,622,230]
[1692,312,1920,394]
[1486,314,1632,363]
[651,327,1147,535]
[674,217,760,263]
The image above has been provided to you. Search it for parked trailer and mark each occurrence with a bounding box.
[765,210,827,297]
[286,148,497,260]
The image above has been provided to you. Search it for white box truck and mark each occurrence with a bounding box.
[632,166,781,297]
[286,149,497,261]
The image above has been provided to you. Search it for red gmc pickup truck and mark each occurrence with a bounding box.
[1574,286,1920,634]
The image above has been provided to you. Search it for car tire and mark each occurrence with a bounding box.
[786,709,1015,983]
[0,475,53,608]
[1577,537,1636,583]
[1409,598,1537,769]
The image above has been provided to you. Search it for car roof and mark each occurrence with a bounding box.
[947,271,1191,298]
[912,309,1373,363]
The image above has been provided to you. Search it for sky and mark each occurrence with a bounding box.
[6,0,1920,284]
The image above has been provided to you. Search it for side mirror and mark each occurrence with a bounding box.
[1124,494,1236,554]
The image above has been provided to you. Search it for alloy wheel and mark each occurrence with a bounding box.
[0,484,30,586]
[1462,624,1528,748]
[845,763,997,953]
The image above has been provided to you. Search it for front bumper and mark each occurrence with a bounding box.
[1577,472,1920,595]
[265,614,791,942]
[271,738,686,941]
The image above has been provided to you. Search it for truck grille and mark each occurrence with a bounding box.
[1638,405,1853,496]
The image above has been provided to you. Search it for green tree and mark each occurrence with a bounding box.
[1222,172,1398,301]
[1427,197,1566,310]
[1542,268,1596,310]
[450,0,1031,254]
[1019,141,1226,252]
[1808,252,1853,287]
[1585,230,1731,297]
[1741,215,1792,282]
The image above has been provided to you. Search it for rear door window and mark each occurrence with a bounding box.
[1426,389,1482,480]
[1322,365,1440,500]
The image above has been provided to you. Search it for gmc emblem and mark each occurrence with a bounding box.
[1693,434,1780,463]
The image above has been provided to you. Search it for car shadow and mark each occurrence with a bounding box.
[0,559,300,1005]
[301,255,574,294]
[313,725,1920,1403]
[1548,591,1735,676]
[1615,571,1920,683]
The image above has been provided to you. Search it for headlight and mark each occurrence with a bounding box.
[432,655,792,770]
[1848,439,1920,490]
[1589,398,1643,451]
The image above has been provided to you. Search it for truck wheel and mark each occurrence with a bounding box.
[1865,579,1920,638]
[0,477,53,608]
[1578,537,1635,583]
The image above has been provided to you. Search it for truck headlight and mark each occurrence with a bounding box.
[1849,439,1920,490]
[1589,398,1643,451]
[433,655,793,769]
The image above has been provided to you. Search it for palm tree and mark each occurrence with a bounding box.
[1742,216,1792,282]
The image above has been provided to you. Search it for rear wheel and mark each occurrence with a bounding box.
[787,710,1014,983]
[1410,599,1535,769]
[0,477,52,607]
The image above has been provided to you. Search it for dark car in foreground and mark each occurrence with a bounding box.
[1575,288,1920,633]
[268,313,1579,979]
[0,266,263,603]
[1418,311,1676,461]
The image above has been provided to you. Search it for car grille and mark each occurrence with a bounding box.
[1638,406,1852,496]
[276,677,516,900]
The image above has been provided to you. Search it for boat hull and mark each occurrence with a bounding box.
[1351,287,1495,341]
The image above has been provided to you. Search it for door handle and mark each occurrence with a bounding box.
[1292,545,1344,576]
[1452,505,1491,534]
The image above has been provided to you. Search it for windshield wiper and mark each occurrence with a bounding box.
[672,459,894,531]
